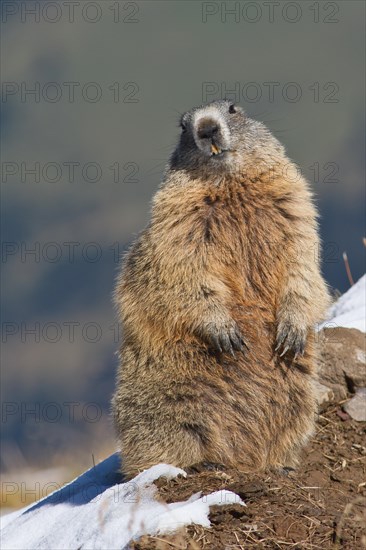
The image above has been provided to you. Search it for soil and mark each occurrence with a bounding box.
[131,402,366,549]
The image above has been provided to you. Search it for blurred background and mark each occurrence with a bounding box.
[1,0,365,510]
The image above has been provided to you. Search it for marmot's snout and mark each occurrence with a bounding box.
[197,119,219,140]
[193,109,231,158]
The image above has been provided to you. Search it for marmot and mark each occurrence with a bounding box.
[113,100,330,479]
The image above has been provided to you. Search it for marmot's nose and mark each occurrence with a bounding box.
[197,120,219,140]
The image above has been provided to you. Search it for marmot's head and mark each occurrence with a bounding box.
[170,100,285,179]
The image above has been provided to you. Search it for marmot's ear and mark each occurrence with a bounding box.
[179,114,189,132]
[225,101,244,116]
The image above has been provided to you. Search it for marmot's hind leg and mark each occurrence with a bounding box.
[120,421,206,479]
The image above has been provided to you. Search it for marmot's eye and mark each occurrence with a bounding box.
[228,104,236,114]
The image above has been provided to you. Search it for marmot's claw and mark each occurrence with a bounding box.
[276,323,306,358]
[293,339,305,358]
[228,328,240,352]
[210,332,222,353]
[229,327,249,352]
[205,323,248,355]
[220,332,234,355]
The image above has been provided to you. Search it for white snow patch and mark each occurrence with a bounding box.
[0,454,244,550]
[319,275,365,333]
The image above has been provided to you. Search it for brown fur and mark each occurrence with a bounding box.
[113,102,330,479]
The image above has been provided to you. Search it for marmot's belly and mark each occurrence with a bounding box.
[119,342,314,472]
[122,337,313,426]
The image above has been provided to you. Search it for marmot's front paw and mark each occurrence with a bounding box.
[203,322,249,355]
[275,321,307,357]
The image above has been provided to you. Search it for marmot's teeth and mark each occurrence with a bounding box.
[211,144,221,155]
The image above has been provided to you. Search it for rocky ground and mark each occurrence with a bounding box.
[133,327,366,550]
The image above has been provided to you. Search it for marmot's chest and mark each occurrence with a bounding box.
[188,190,285,250]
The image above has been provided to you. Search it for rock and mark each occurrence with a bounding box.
[317,328,366,401]
[336,409,351,421]
[313,380,334,405]
[343,388,366,421]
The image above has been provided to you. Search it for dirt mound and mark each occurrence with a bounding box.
[132,402,366,549]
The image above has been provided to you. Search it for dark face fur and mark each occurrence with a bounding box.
[170,100,285,178]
